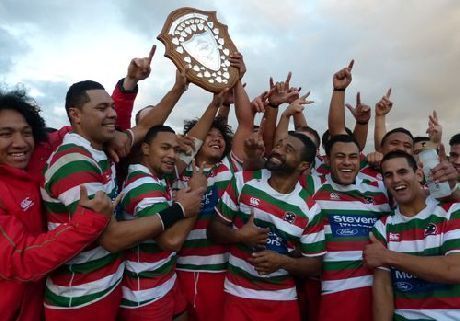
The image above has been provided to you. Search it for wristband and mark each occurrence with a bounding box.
[157,202,185,230]
[356,121,369,125]
[333,88,345,92]
[267,103,279,109]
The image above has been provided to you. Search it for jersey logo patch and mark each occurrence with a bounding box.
[389,232,400,242]
[250,197,260,207]
[330,193,341,200]
[424,223,437,237]
[283,211,296,224]
[20,197,34,211]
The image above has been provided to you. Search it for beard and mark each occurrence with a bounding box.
[265,155,296,173]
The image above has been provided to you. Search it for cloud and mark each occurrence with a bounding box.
[0,0,458,152]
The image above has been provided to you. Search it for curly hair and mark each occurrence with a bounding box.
[183,116,233,159]
[0,87,47,143]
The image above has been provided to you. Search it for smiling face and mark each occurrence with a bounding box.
[0,109,34,169]
[265,136,308,174]
[197,127,226,164]
[142,131,180,177]
[69,89,116,149]
[327,141,360,185]
[381,157,424,206]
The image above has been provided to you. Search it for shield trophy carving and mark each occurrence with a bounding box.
[158,7,240,92]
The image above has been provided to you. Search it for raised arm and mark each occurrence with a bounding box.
[130,69,188,144]
[275,93,313,142]
[113,45,156,130]
[374,89,392,151]
[264,73,300,155]
[328,60,354,136]
[345,92,371,151]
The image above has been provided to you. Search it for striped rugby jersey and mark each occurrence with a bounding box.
[41,133,123,308]
[176,154,241,273]
[372,198,460,321]
[119,164,176,308]
[217,169,325,301]
[313,175,391,296]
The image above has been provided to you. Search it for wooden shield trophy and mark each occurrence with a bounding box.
[158,7,240,92]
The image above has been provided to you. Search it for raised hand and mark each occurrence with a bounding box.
[127,44,156,81]
[375,88,393,116]
[251,91,271,113]
[426,110,442,145]
[345,92,371,124]
[174,186,206,217]
[177,135,196,156]
[244,118,266,160]
[211,88,231,108]
[363,232,389,269]
[236,213,269,248]
[79,185,116,218]
[430,144,458,186]
[229,52,246,79]
[173,68,189,92]
[283,92,314,117]
[188,160,207,191]
[333,59,354,90]
[366,151,383,168]
[267,72,300,106]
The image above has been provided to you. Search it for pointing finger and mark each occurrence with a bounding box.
[285,71,292,89]
[356,92,361,106]
[348,59,355,70]
[345,103,355,114]
[148,45,157,64]
[385,88,392,98]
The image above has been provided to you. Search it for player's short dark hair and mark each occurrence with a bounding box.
[296,125,320,149]
[380,127,414,148]
[322,127,353,149]
[325,134,360,156]
[288,131,317,163]
[449,133,460,146]
[144,125,175,144]
[381,150,417,172]
[65,80,105,113]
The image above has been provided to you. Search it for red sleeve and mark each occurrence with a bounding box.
[112,78,138,131]
[0,206,109,282]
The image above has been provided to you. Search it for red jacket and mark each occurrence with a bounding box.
[112,78,138,131]
[0,165,110,321]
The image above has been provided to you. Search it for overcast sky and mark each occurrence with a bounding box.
[1,0,458,151]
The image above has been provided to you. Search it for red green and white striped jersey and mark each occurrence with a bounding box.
[372,198,460,321]
[176,155,240,273]
[217,169,325,301]
[313,175,390,296]
[119,164,176,308]
[41,132,123,308]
